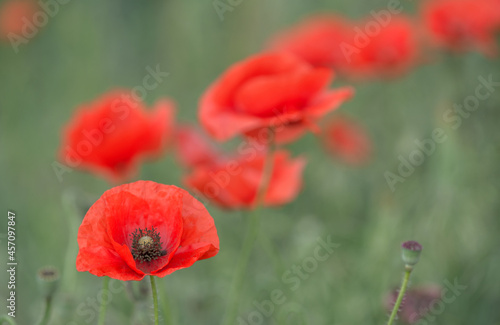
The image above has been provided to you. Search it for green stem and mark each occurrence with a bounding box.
[150,276,159,325]
[37,297,53,325]
[222,132,276,325]
[97,277,109,325]
[387,269,412,325]
[0,316,17,325]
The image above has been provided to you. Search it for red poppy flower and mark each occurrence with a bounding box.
[421,0,500,55]
[76,181,219,281]
[0,0,37,40]
[322,116,372,165]
[339,16,419,78]
[174,124,221,169]
[199,53,353,144]
[385,285,442,324]
[184,150,306,209]
[269,15,350,68]
[59,90,175,182]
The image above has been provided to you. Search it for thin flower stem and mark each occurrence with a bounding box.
[387,269,412,325]
[37,297,53,325]
[222,130,276,325]
[97,277,109,325]
[150,276,159,325]
[0,316,17,325]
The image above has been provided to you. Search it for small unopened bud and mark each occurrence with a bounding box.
[401,241,422,268]
[37,266,60,298]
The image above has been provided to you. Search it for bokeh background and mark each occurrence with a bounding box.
[1,0,500,324]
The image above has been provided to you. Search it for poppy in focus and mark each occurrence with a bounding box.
[421,0,500,55]
[199,52,353,144]
[76,181,219,281]
[0,0,37,40]
[322,116,372,165]
[58,90,175,182]
[184,150,306,209]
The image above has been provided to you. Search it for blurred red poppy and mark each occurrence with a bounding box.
[184,150,306,209]
[199,53,353,144]
[59,90,175,182]
[385,285,442,324]
[421,0,500,55]
[339,16,420,78]
[76,181,219,281]
[269,15,350,68]
[0,0,37,40]
[322,116,372,165]
[174,124,221,169]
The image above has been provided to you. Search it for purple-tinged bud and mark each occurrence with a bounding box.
[401,241,422,267]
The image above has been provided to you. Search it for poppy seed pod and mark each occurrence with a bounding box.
[401,240,422,267]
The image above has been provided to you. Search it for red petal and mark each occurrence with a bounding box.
[207,53,304,108]
[104,182,184,274]
[199,53,316,141]
[59,91,175,181]
[153,188,220,276]
[265,152,307,205]
[76,189,145,281]
[184,150,305,209]
[76,181,194,280]
[234,67,332,117]
[307,87,355,118]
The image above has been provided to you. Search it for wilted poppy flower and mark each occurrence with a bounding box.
[199,52,353,144]
[385,285,442,324]
[184,150,306,209]
[322,116,372,165]
[174,124,221,169]
[0,0,37,40]
[269,15,350,68]
[339,16,420,78]
[76,181,219,281]
[421,0,500,55]
[58,90,175,182]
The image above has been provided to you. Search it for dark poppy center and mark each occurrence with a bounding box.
[130,227,166,263]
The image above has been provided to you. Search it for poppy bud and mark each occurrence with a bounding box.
[37,266,60,298]
[401,241,422,268]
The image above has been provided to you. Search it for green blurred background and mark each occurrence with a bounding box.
[1,0,500,324]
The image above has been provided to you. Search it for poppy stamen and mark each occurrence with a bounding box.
[130,227,166,263]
